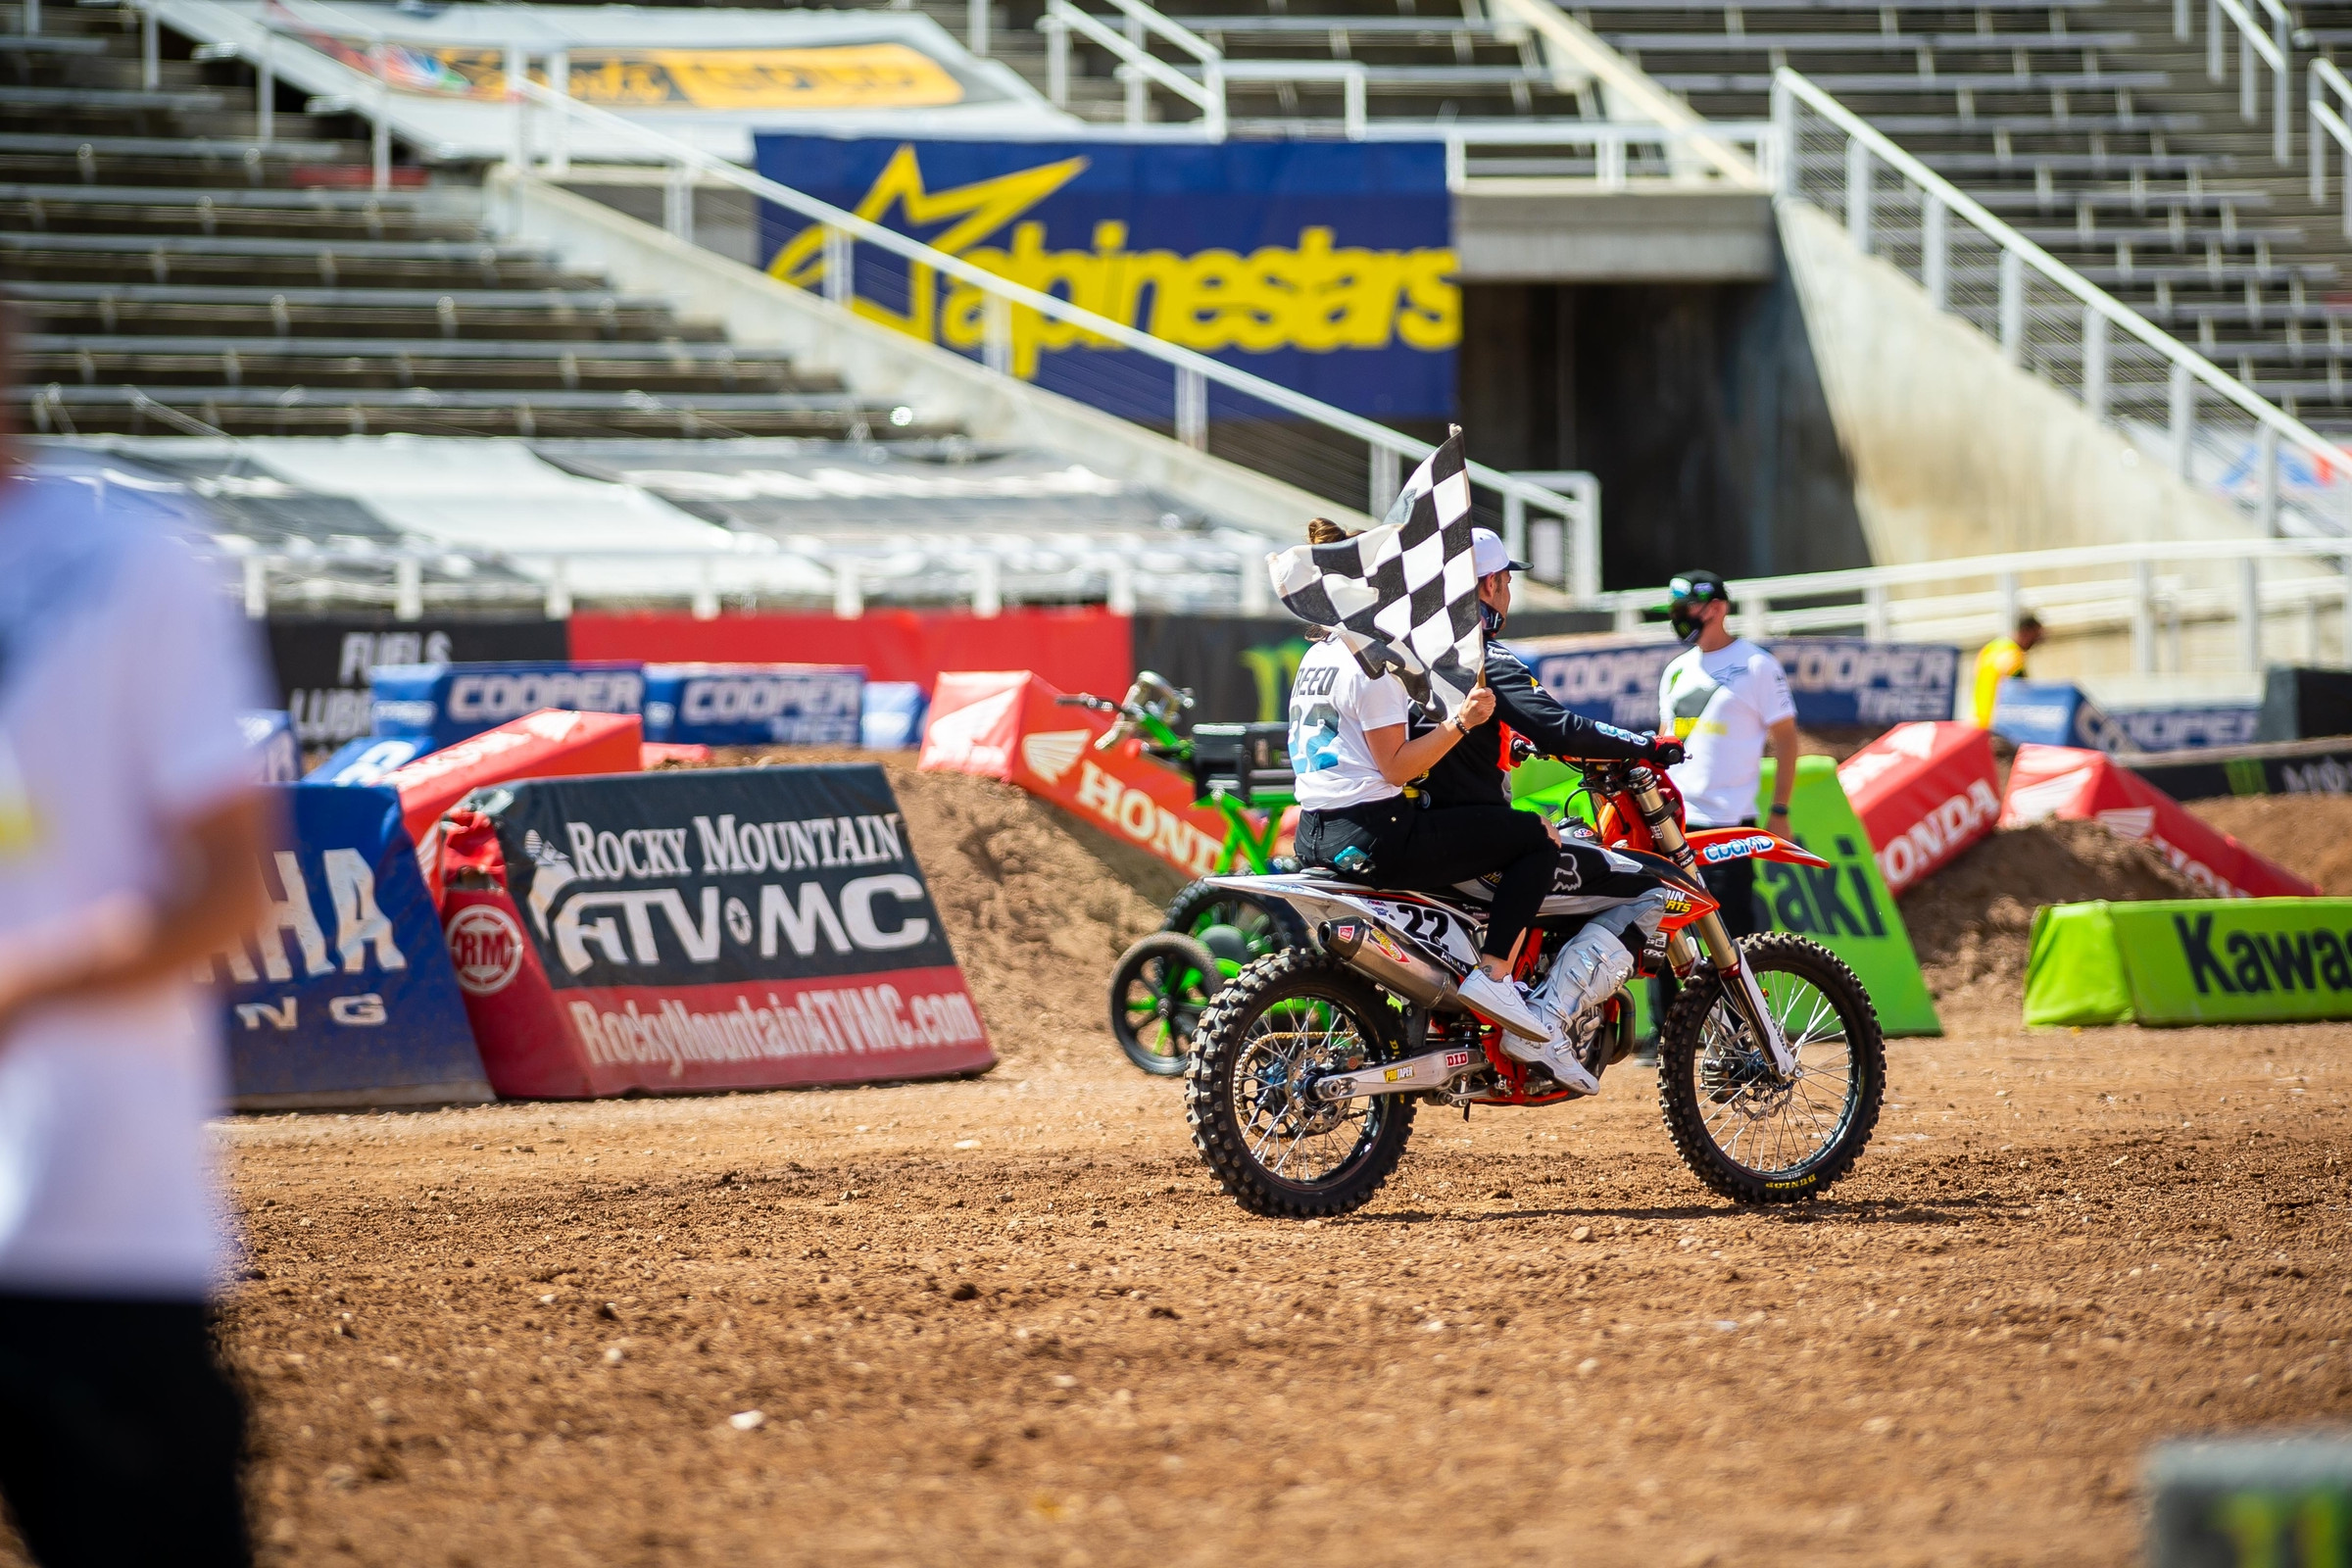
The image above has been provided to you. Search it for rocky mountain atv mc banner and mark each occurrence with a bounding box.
[437,765,992,1097]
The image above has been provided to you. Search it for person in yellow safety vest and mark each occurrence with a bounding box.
[1972,614,2044,727]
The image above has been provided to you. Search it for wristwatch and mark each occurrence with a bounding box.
[1768,804,1791,817]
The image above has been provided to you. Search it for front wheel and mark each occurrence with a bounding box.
[1657,932,1885,1203]
[1185,949,1415,1219]
[1108,932,1220,1077]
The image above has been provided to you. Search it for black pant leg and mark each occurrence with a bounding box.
[0,1296,252,1568]
[1385,804,1558,960]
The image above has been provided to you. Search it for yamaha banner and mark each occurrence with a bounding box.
[442,765,993,1096]
[1523,638,1962,732]
[200,785,491,1108]
[371,662,646,751]
[751,137,1457,419]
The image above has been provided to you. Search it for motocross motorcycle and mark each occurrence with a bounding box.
[1183,759,1886,1216]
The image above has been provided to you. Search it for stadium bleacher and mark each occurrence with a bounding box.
[0,4,936,439]
[957,0,2352,437]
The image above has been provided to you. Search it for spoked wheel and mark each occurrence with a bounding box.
[1185,949,1415,1219]
[1107,933,1220,1077]
[1657,932,1885,1203]
[1162,879,1307,974]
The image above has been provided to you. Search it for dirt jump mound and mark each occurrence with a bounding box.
[1900,819,2197,1011]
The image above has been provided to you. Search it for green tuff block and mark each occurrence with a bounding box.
[2023,902,2135,1027]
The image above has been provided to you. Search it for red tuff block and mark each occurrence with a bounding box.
[1838,722,2002,896]
[381,709,641,855]
[2000,744,2319,900]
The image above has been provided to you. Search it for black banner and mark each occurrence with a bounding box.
[1130,609,1618,723]
[484,766,960,990]
[267,617,571,747]
[2125,737,2352,801]
[2259,666,2352,742]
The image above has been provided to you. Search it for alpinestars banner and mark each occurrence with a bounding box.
[1265,427,1482,716]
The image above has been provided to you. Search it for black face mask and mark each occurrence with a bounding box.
[1670,604,1704,642]
[1478,599,1506,635]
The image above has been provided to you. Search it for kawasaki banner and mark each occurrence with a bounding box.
[751,137,1457,419]
[2026,898,2352,1027]
[1515,756,1941,1036]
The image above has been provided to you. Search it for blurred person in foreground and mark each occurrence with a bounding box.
[1971,612,2044,728]
[0,306,270,1566]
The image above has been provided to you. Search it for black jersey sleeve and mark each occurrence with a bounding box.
[1486,645,1657,761]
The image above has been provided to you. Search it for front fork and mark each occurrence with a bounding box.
[1633,784,1796,1078]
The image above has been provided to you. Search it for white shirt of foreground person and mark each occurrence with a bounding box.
[1658,636,1797,827]
[1287,636,1411,810]
[0,476,266,1298]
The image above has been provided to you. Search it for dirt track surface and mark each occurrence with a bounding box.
[16,768,2352,1567]
[192,1021,2352,1568]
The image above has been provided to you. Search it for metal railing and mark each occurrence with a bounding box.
[1775,68,2352,539]
[1592,537,2352,676]
[1031,0,1766,188]
[2310,56,2352,237]
[2203,0,2294,164]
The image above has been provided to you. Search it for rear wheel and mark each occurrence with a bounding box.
[1185,949,1415,1219]
[1657,933,1885,1203]
[1107,933,1220,1077]
[1162,880,1306,974]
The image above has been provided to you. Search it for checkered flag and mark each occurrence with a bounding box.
[1266,427,1482,715]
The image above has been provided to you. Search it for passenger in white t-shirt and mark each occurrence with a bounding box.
[1286,518,1566,1057]
[0,309,272,1568]
[1654,568,1799,939]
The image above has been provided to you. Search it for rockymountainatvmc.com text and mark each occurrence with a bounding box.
[566,984,984,1077]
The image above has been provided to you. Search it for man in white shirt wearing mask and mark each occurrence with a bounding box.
[0,307,271,1567]
[1654,569,1798,939]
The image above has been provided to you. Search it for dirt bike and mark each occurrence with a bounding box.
[1184,757,1886,1214]
[1068,673,1306,1076]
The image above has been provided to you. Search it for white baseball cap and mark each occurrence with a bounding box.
[1471,528,1532,577]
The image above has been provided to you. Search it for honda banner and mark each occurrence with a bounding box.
[439,766,992,1097]
[371,662,645,751]
[2000,744,2320,899]
[201,785,491,1109]
[1836,722,2001,896]
[1521,638,1960,732]
[921,669,1261,879]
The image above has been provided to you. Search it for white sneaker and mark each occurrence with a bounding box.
[1527,1037,1601,1096]
[1457,968,1548,1041]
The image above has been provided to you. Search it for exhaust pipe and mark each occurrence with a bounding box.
[1319,918,1463,1012]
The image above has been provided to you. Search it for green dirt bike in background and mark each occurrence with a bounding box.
[1061,673,1304,1077]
